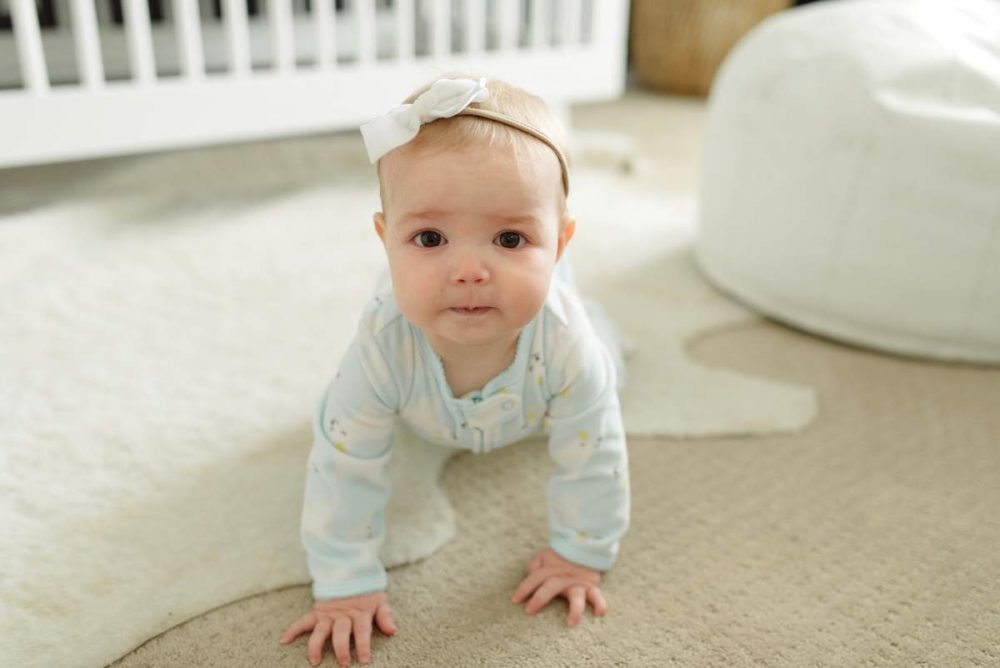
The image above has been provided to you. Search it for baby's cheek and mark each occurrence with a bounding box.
[516,256,555,291]
[394,273,443,324]
[507,271,550,323]
[393,287,428,325]
[386,259,419,306]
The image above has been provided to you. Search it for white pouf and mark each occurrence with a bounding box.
[695,0,1000,363]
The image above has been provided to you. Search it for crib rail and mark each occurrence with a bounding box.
[0,0,627,168]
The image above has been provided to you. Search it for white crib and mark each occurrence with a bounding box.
[0,0,628,168]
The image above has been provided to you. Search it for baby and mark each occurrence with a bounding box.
[280,75,630,666]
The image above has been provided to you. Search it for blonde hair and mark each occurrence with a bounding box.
[376,74,571,212]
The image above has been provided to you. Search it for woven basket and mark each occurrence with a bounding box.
[630,0,791,96]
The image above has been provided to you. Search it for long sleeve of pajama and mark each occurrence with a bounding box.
[300,304,402,600]
[544,326,630,571]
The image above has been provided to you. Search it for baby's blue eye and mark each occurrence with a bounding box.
[415,231,444,247]
[497,232,525,249]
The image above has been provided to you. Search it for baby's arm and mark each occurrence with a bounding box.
[301,335,398,599]
[288,330,402,664]
[513,326,630,624]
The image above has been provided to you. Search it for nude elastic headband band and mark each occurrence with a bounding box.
[359,77,570,195]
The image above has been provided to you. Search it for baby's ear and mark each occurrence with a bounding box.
[556,214,576,261]
[373,212,387,242]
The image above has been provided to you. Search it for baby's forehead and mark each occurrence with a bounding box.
[380,138,564,211]
[385,134,550,170]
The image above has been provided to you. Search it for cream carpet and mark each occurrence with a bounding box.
[109,91,1000,667]
[113,319,1000,667]
[0,92,820,668]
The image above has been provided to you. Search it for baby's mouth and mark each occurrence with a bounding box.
[451,307,493,315]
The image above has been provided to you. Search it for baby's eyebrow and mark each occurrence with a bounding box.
[487,214,542,227]
[396,210,447,227]
[397,211,542,228]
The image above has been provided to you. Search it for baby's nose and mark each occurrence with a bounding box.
[450,250,490,284]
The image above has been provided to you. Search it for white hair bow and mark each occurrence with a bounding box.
[360,77,490,163]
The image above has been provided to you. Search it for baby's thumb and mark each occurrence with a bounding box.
[375,602,398,635]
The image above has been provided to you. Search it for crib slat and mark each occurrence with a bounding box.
[556,0,582,45]
[160,0,174,24]
[529,0,548,48]
[464,0,485,53]
[395,0,414,61]
[223,0,252,76]
[68,0,105,87]
[10,0,50,92]
[173,0,205,80]
[431,0,450,57]
[94,0,113,28]
[314,0,337,68]
[269,0,296,72]
[123,0,157,83]
[495,0,520,51]
[54,0,71,31]
[356,0,377,65]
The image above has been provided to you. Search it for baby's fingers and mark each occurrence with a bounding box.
[524,578,565,615]
[352,614,373,664]
[332,617,353,666]
[586,586,607,617]
[281,612,317,644]
[511,569,548,604]
[566,586,586,627]
[307,618,332,666]
[375,600,398,636]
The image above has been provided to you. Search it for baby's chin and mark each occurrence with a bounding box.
[428,315,529,346]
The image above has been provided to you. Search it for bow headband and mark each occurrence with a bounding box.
[360,77,570,194]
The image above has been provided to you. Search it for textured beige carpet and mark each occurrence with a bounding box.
[112,319,1000,667]
[1,89,825,668]
[106,90,1000,667]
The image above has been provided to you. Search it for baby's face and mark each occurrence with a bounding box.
[375,140,573,352]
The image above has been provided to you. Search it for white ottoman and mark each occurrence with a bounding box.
[695,0,1000,363]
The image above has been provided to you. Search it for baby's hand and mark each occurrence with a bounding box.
[511,547,608,627]
[280,591,397,666]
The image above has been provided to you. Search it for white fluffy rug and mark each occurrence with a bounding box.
[0,135,815,668]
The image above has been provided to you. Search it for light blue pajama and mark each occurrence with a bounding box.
[300,274,631,600]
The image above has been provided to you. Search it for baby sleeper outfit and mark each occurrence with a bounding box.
[301,274,631,599]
